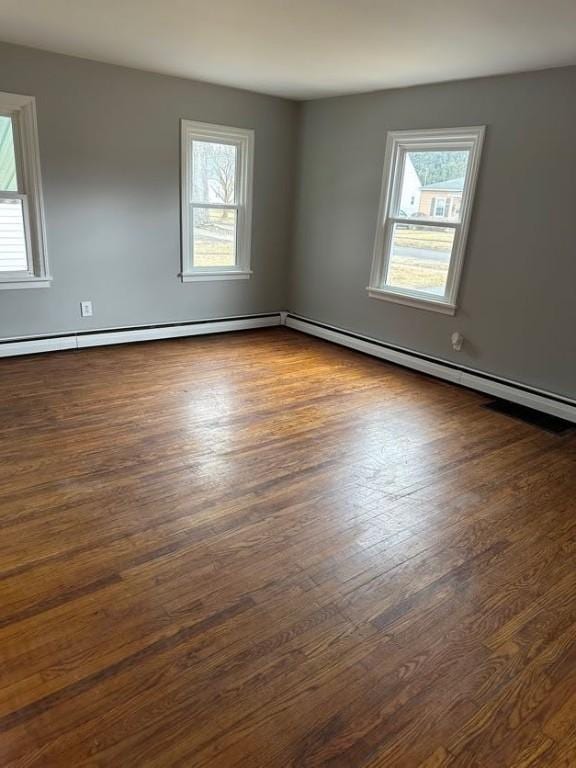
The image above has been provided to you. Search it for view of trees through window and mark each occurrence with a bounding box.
[191,140,237,267]
[409,150,469,187]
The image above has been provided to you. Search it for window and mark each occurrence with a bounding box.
[180,120,254,281]
[369,127,484,314]
[434,197,446,217]
[0,91,49,289]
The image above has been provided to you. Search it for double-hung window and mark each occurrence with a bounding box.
[181,120,254,281]
[0,91,49,289]
[369,126,485,314]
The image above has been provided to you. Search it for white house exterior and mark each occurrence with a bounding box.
[399,154,421,217]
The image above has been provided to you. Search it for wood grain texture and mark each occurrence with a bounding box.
[0,327,574,767]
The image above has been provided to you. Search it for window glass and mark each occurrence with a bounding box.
[0,116,18,192]
[192,207,237,268]
[397,149,470,222]
[0,198,28,272]
[386,223,455,297]
[192,140,237,205]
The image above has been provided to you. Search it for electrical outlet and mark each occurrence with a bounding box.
[451,331,464,351]
[80,301,93,318]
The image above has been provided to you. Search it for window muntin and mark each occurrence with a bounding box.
[369,127,484,313]
[181,121,254,281]
[0,93,49,288]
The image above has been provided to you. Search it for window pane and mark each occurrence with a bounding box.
[0,116,18,192]
[192,207,236,267]
[397,150,469,222]
[192,140,237,205]
[0,198,28,272]
[386,223,455,297]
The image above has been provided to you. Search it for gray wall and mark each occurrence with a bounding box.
[290,68,576,399]
[0,42,298,338]
[1,42,574,400]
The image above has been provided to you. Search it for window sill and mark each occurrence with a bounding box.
[367,286,456,315]
[181,270,252,283]
[0,277,52,290]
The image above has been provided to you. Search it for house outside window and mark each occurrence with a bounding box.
[421,179,465,220]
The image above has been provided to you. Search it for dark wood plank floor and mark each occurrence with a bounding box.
[0,327,575,767]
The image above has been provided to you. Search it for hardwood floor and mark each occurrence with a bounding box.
[0,327,575,767]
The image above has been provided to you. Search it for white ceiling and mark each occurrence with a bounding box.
[1,0,575,100]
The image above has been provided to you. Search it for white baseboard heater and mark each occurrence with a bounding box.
[0,313,282,358]
[286,313,576,425]
[1,309,573,425]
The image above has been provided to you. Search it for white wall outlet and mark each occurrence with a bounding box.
[80,301,93,318]
[451,331,464,351]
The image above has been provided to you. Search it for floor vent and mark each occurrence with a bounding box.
[484,399,574,435]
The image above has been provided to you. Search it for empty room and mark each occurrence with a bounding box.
[0,1,575,765]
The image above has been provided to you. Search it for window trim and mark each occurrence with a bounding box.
[368,126,485,314]
[0,91,50,290]
[180,119,254,282]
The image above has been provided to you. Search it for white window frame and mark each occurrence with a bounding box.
[0,91,50,289]
[368,126,485,315]
[180,120,254,282]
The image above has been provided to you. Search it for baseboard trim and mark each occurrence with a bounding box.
[286,314,576,424]
[0,313,282,358]
[3,311,574,424]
